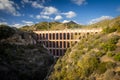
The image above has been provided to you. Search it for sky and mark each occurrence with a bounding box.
[0,0,120,27]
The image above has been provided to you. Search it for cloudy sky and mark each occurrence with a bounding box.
[0,0,120,27]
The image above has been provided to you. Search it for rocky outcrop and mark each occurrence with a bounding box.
[0,25,54,80]
[1,27,37,45]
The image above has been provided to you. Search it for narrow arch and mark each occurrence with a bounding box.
[53,33,55,39]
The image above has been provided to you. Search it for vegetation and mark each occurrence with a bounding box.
[1,16,120,80]
[0,25,15,40]
[20,21,83,31]
[49,16,120,80]
[113,52,120,61]
[0,26,54,80]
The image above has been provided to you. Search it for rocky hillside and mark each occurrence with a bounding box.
[48,17,120,80]
[0,25,54,80]
[20,21,82,31]
[86,16,120,29]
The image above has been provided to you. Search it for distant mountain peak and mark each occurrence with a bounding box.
[64,21,77,24]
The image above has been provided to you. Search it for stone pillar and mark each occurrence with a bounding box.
[58,41,60,48]
[62,33,63,40]
[51,33,52,40]
[55,41,57,48]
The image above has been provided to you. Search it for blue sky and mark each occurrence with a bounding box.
[0,0,120,27]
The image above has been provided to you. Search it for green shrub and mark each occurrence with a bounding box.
[102,43,116,52]
[113,53,120,61]
[107,51,114,57]
[108,36,120,44]
[65,48,71,53]
[96,51,105,57]
[96,62,107,74]
[103,27,117,33]
[112,20,120,32]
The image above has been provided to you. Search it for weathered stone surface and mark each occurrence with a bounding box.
[0,26,54,80]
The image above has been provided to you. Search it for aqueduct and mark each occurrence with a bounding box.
[34,29,102,57]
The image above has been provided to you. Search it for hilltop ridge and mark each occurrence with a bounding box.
[20,21,82,31]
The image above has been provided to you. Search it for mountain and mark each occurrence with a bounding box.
[85,16,120,29]
[0,25,54,80]
[20,21,83,31]
[66,21,77,24]
[48,16,120,80]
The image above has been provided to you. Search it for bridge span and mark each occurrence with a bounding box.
[34,29,102,57]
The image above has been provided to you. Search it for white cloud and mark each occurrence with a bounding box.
[63,11,76,18]
[21,0,44,8]
[11,21,34,28]
[35,10,76,20]
[31,1,44,8]
[0,21,8,25]
[42,15,50,19]
[36,15,51,19]
[0,0,21,16]
[62,20,70,23]
[35,6,58,20]
[22,20,34,26]
[41,6,58,15]
[11,23,24,28]
[71,0,86,5]
[54,15,62,20]
[36,15,41,19]
[88,16,113,24]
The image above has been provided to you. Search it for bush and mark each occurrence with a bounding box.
[102,36,120,52]
[96,62,107,74]
[112,20,120,32]
[0,25,15,40]
[96,51,105,57]
[109,36,120,44]
[103,27,117,33]
[102,43,116,51]
[107,51,114,57]
[113,53,120,61]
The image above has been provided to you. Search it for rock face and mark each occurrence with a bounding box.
[0,25,54,80]
[1,26,37,45]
